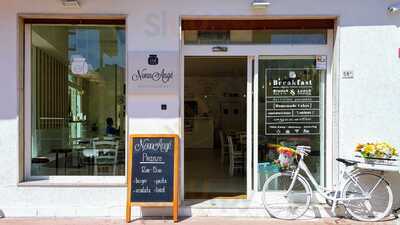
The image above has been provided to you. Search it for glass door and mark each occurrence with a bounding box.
[254,56,326,191]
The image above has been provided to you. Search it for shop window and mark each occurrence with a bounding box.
[183,29,327,45]
[257,57,326,190]
[253,30,327,44]
[29,24,126,176]
[198,31,230,44]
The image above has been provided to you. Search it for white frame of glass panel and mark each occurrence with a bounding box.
[23,24,126,183]
[259,57,326,188]
[181,29,334,200]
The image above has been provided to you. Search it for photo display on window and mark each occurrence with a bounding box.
[265,69,320,136]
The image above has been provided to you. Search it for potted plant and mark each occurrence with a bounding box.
[355,142,398,166]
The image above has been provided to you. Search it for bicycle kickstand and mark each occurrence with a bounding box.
[331,200,338,216]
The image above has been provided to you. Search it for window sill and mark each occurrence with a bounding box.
[18,180,126,187]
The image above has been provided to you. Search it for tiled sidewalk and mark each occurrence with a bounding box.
[0,217,397,225]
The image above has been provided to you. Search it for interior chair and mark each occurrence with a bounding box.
[239,134,246,153]
[104,135,119,141]
[227,136,245,176]
[71,138,91,168]
[31,157,50,175]
[219,131,229,164]
[235,131,246,137]
[92,140,120,175]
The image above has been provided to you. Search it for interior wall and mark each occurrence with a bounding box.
[85,65,125,137]
[184,57,247,150]
[32,26,69,63]
[185,76,246,129]
[31,46,69,157]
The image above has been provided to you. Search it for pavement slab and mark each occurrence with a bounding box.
[0,217,397,225]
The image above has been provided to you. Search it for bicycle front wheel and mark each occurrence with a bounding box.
[262,172,312,220]
[342,172,393,221]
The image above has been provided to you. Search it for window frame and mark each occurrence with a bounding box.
[23,20,127,184]
[256,56,327,191]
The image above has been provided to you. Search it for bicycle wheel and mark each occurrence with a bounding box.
[262,172,312,219]
[342,172,393,221]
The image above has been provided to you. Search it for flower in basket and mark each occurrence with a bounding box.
[355,142,398,159]
[277,146,296,157]
[273,146,297,170]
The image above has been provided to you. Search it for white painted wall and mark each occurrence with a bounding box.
[338,25,400,207]
[0,0,399,217]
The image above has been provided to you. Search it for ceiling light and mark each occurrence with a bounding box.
[252,1,271,9]
[61,0,80,8]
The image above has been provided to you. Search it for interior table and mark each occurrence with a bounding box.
[50,148,73,175]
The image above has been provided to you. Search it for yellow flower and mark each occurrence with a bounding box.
[355,142,398,158]
[364,144,376,155]
[392,148,398,156]
[375,151,384,158]
[355,143,364,152]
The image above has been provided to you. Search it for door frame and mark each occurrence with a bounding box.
[180,29,335,200]
[181,55,251,199]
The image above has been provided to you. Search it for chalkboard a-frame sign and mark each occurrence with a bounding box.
[126,134,179,223]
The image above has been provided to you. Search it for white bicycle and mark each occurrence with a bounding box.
[262,146,393,221]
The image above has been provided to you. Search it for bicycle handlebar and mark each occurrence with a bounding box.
[296,146,311,155]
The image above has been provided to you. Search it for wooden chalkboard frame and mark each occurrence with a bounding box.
[126,134,180,223]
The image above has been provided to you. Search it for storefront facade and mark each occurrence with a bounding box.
[0,0,400,218]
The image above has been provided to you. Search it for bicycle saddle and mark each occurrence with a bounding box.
[336,158,358,166]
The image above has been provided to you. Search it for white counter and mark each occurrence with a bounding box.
[184,117,214,149]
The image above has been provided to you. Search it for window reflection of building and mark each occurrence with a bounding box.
[30,24,126,176]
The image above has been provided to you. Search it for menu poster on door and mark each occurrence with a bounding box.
[265,69,320,136]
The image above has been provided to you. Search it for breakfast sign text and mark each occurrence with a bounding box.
[265,69,321,136]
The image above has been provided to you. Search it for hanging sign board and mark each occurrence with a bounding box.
[127,51,179,94]
[126,134,180,223]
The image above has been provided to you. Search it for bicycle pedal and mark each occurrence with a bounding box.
[327,191,341,198]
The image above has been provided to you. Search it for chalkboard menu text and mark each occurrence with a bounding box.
[126,134,179,223]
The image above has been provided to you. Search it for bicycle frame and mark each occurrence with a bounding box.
[287,154,374,210]
[262,147,394,221]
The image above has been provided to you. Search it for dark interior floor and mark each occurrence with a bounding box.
[184,148,246,199]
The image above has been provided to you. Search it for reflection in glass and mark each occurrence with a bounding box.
[257,57,325,190]
[30,25,126,176]
[184,30,327,45]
